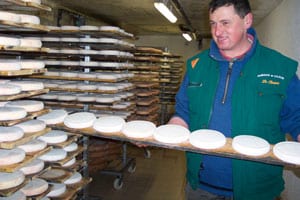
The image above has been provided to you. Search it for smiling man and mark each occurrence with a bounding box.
[168,0,300,199]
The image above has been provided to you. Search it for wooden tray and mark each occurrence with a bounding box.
[50,124,300,168]
[0,89,49,101]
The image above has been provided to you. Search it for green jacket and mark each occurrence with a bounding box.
[186,42,297,200]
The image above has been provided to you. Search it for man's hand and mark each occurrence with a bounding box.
[167,116,189,128]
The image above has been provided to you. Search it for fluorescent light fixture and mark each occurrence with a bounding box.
[182,32,192,41]
[154,1,177,23]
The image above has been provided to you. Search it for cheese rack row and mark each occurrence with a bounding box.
[0,2,90,199]
[133,46,184,125]
[13,19,139,190]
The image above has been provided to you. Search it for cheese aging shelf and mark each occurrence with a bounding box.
[0,2,90,199]
[133,46,184,125]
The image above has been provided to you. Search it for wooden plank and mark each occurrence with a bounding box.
[0,68,46,76]
[50,124,300,168]
[0,88,49,101]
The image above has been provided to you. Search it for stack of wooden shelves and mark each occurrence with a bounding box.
[0,1,91,199]
[132,46,183,125]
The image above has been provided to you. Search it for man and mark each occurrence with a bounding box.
[168,0,300,199]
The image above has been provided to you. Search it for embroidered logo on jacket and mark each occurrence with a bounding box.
[191,58,199,69]
[257,73,284,85]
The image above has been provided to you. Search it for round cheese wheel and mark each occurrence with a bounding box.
[60,37,80,42]
[79,37,99,43]
[60,25,79,30]
[21,0,41,4]
[0,148,26,166]
[98,50,121,56]
[95,94,116,103]
[38,130,68,144]
[38,93,58,100]
[19,60,45,69]
[79,61,98,67]
[9,81,44,91]
[44,70,60,76]
[77,72,97,79]
[58,83,77,89]
[98,38,120,44]
[57,93,77,101]
[76,94,96,102]
[189,129,226,149]
[97,84,118,91]
[273,141,300,165]
[232,135,271,156]
[19,38,42,48]
[0,190,26,200]
[99,26,120,31]
[41,37,59,42]
[79,25,99,30]
[122,120,156,138]
[79,49,99,55]
[0,107,27,121]
[18,139,47,153]
[60,49,79,54]
[39,148,67,162]
[0,84,21,95]
[62,157,76,167]
[41,168,67,179]
[44,60,61,65]
[77,83,97,91]
[0,36,20,47]
[0,126,24,142]
[5,100,44,112]
[154,124,190,144]
[63,143,78,152]
[0,11,21,23]
[64,112,96,129]
[19,14,40,24]
[21,178,48,196]
[19,159,44,175]
[46,183,66,197]
[64,172,82,185]
[98,62,121,68]
[0,60,21,71]
[0,171,25,190]
[37,109,68,125]
[14,119,46,134]
[93,116,125,133]
[59,71,78,78]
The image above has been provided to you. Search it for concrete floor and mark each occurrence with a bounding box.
[87,145,186,200]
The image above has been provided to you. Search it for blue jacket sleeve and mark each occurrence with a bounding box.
[174,73,190,125]
[280,75,300,141]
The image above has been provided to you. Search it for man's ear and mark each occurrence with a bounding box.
[244,13,253,28]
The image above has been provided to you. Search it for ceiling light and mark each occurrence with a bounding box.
[182,32,192,41]
[154,0,177,23]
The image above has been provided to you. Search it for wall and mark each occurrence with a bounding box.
[255,0,300,199]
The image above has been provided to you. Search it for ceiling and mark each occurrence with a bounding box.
[49,0,283,39]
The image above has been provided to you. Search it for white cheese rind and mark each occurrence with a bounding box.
[93,116,125,133]
[122,120,156,138]
[64,112,96,129]
[154,124,190,144]
[0,171,25,190]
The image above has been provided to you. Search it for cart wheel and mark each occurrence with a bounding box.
[128,162,136,173]
[113,177,123,190]
[144,149,151,159]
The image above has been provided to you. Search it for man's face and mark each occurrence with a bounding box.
[209,5,251,55]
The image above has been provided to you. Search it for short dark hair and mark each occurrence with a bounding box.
[209,0,252,18]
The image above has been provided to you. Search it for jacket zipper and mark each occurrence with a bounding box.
[221,60,234,104]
